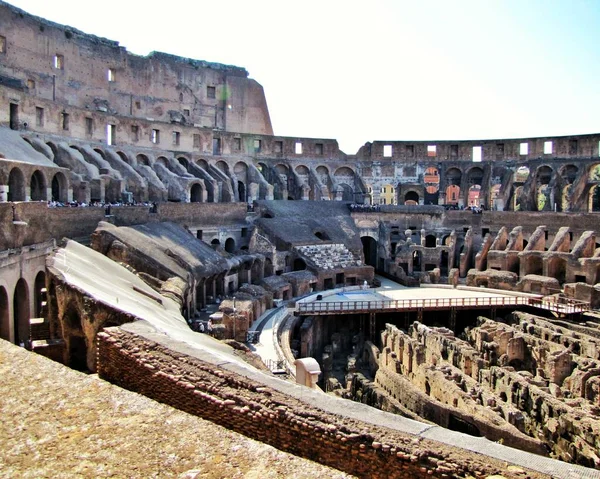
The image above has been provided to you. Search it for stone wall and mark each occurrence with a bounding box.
[96,326,549,479]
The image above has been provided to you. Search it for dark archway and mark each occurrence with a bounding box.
[404,191,419,205]
[136,154,150,166]
[13,278,29,345]
[51,172,67,202]
[0,286,9,341]
[211,238,221,249]
[425,235,437,248]
[238,181,247,203]
[64,306,88,371]
[361,236,378,268]
[190,183,202,203]
[440,251,449,276]
[8,168,26,201]
[225,238,235,253]
[264,258,274,277]
[293,258,306,271]
[34,271,46,318]
[30,170,46,201]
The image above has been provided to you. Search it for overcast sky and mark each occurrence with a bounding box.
[8,0,600,154]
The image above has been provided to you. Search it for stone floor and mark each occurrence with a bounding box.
[0,339,353,479]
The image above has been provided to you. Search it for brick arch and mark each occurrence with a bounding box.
[196,158,209,170]
[136,154,151,167]
[30,169,47,201]
[333,166,356,177]
[51,171,68,203]
[8,166,26,201]
[295,164,310,175]
[215,160,229,174]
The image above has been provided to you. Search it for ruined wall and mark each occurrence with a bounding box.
[96,326,548,479]
[0,1,272,136]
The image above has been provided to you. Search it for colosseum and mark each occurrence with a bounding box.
[1,2,600,478]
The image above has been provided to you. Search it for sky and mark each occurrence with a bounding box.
[7,0,600,154]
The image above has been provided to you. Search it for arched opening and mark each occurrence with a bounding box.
[64,306,88,371]
[216,160,229,174]
[547,257,566,285]
[238,181,246,203]
[514,166,530,183]
[468,185,481,207]
[155,156,168,168]
[8,167,26,201]
[136,154,150,166]
[412,251,422,271]
[445,185,460,205]
[13,278,29,345]
[264,258,274,277]
[293,258,306,271]
[590,185,600,212]
[361,236,378,268]
[30,170,46,201]
[116,151,130,164]
[211,238,221,249]
[225,238,235,253]
[34,271,46,318]
[51,172,67,203]
[178,157,189,171]
[0,286,9,341]
[425,235,437,248]
[424,166,440,205]
[489,184,501,210]
[404,191,419,205]
[190,183,202,203]
[440,251,449,276]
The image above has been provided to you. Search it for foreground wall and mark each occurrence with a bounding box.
[97,325,557,479]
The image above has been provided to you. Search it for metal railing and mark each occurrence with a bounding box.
[296,295,590,315]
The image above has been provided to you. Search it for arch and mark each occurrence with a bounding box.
[210,238,221,248]
[589,164,600,181]
[466,166,484,186]
[314,230,330,241]
[339,183,354,201]
[425,235,437,248]
[116,151,130,164]
[295,165,310,175]
[264,257,274,277]
[535,165,554,185]
[238,180,247,202]
[136,154,150,166]
[8,167,26,201]
[361,236,378,268]
[64,305,88,371]
[468,185,481,207]
[514,166,530,183]
[13,278,29,345]
[404,191,419,205]
[275,164,289,176]
[234,161,248,176]
[30,170,47,201]
[190,183,203,203]
[224,237,235,253]
[589,185,600,212]
[34,271,46,317]
[445,167,462,186]
[445,185,460,205]
[178,156,190,170]
[293,258,306,271]
[560,164,578,184]
[197,158,209,171]
[93,148,106,159]
[334,166,355,177]
[424,166,440,204]
[51,172,68,203]
[547,257,566,284]
[316,165,329,176]
[155,156,168,167]
[0,286,9,342]
[216,160,229,174]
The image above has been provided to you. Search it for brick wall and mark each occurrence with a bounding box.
[96,327,546,479]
